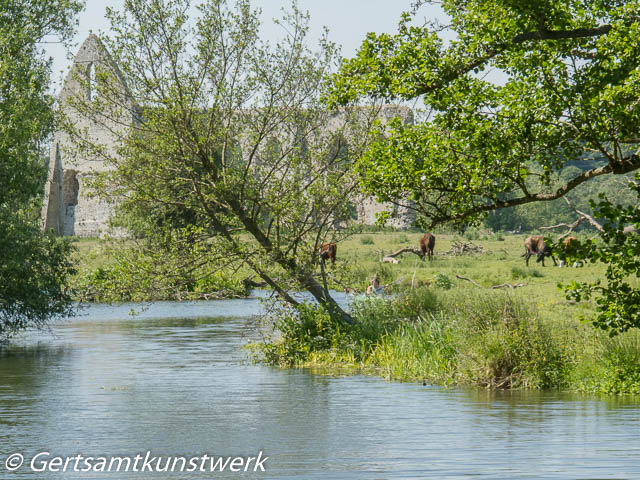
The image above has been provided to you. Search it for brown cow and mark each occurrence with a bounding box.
[318,242,337,264]
[560,236,579,267]
[420,233,435,261]
[523,235,557,267]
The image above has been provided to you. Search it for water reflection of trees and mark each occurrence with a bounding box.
[0,343,75,394]
[0,344,76,447]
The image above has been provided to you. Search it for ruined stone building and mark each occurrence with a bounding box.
[41,35,416,237]
[41,34,132,236]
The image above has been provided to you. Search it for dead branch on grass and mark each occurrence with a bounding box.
[456,274,527,290]
[443,241,487,256]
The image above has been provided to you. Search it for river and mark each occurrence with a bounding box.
[1,295,639,479]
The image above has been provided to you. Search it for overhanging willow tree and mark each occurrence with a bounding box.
[68,0,379,323]
[327,0,640,229]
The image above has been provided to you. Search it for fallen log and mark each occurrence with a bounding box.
[490,282,527,290]
[455,275,483,287]
[384,247,424,259]
[455,274,528,290]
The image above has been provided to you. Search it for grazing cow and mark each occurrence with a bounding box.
[560,236,579,267]
[420,233,436,261]
[318,242,337,264]
[523,235,557,267]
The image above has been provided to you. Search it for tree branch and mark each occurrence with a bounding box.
[563,197,604,233]
[385,247,424,259]
[428,155,640,227]
[540,216,585,240]
[414,25,613,96]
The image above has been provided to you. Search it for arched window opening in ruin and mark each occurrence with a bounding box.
[87,62,97,101]
[62,170,79,207]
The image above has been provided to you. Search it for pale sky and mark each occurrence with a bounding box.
[45,0,444,92]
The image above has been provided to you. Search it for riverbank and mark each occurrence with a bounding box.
[70,238,249,302]
[71,232,640,393]
[254,287,640,394]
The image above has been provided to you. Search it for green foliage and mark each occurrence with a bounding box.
[259,302,349,367]
[458,308,569,389]
[328,1,640,229]
[72,240,246,303]
[367,315,457,383]
[0,209,76,340]
[327,0,640,335]
[258,288,440,367]
[257,288,572,390]
[359,235,374,245]
[349,295,397,326]
[433,273,454,290]
[563,176,640,334]
[573,332,640,394]
[0,0,82,341]
[598,335,640,394]
[392,286,440,319]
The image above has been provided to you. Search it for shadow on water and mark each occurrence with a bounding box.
[0,344,76,414]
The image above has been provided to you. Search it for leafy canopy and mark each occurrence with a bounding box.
[328,0,640,229]
[0,0,82,341]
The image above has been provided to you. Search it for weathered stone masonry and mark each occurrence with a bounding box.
[42,34,133,237]
[42,35,415,236]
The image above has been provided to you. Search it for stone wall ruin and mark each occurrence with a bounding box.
[42,35,416,237]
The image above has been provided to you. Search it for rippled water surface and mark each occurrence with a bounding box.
[1,297,640,479]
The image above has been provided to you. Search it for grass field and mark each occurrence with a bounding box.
[70,230,604,322]
[322,231,603,325]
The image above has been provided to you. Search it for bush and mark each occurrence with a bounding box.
[393,286,440,320]
[259,302,354,367]
[359,235,374,245]
[72,246,246,302]
[458,313,569,389]
[433,273,454,290]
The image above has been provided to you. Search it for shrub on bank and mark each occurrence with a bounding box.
[572,332,640,394]
[72,247,246,302]
[255,287,640,393]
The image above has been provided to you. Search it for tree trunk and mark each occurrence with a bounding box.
[234,205,355,325]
